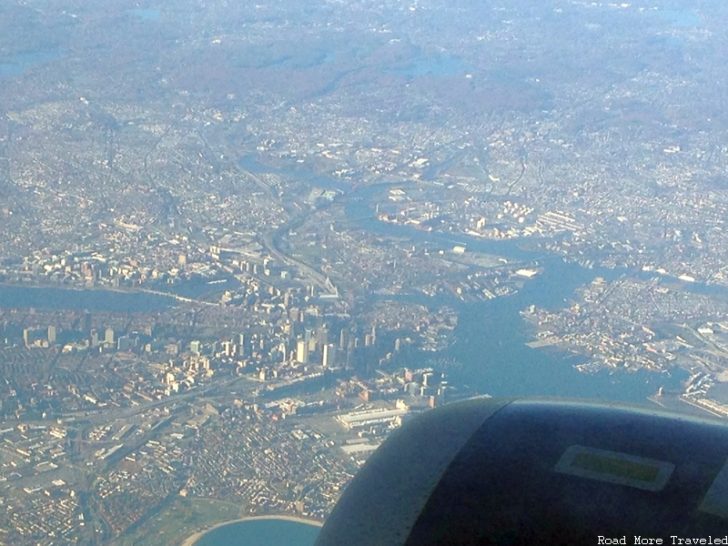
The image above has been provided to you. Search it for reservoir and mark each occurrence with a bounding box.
[0,49,61,78]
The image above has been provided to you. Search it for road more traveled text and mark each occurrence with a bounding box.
[598,537,728,545]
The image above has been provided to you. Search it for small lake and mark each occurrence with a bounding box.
[127,8,162,22]
[389,54,469,78]
[0,49,61,78]
[657,8,700,28]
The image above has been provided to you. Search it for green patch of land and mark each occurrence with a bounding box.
[113,497,243,546]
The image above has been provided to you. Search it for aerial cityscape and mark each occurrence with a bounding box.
[1,0,728,544]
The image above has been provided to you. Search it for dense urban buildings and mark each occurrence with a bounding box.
[1,0,728,544]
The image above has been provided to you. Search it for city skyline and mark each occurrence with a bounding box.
[1,1,727,544]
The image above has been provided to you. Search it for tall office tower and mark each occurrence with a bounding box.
[83,311,92,334]
[322,343,336,368]
[237,333,248,357]
[90,328,99,347]
[318,326,329,348]
[104,327,115,346]
[222,340,234,357]
[339,329,349,350]
[117,336,132,352]
[277,341,287,362]
[190,340,201,355]
[23,327,31,347]
[296,338,309,364]
[47,325,57,344]
[305,328,316,353]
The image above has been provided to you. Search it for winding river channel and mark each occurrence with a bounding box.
[238,158,688,405]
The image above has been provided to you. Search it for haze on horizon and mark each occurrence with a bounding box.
[1,1,727,544]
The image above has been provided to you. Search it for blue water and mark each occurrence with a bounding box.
[447,279,686,403]
[0,284,172,312]
[236,157,689,406]
[657,9,700,28]
[344,183,686,404]
[193,519,319,546]
[390,54,468,78]
[127,8,161,22]
[0,49,61,78]
[239,155,348,194]
[0,160,692,406]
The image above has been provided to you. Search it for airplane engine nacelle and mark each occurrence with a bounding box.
[316,399,728,545]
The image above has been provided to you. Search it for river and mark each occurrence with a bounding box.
[0,283,173,312]
[354,199,685,403]
[244,157,688,405]
[177,171,685,546]
[0,160,691,546]
[0,162,688,404]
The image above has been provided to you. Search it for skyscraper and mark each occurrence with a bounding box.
[237,333,249,357]
[322,343,336,368]
[296,338,309,364]
[82,311,92,334]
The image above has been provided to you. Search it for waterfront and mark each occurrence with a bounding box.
[2,1,726,543]
[0,175,690,408]
[185,516,320,546]
[447,293,685,403]
[242,160,688,406]
[345,183,687,404]
[0,283,173,312]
